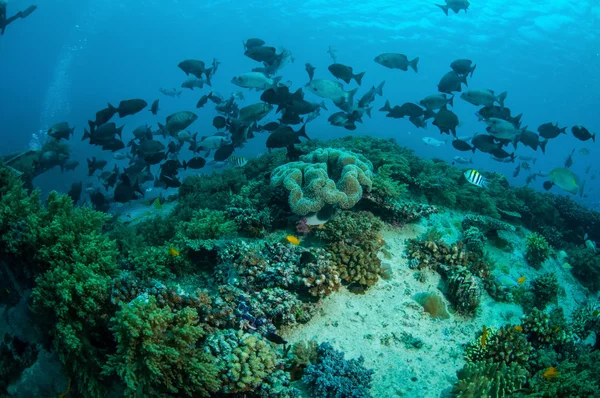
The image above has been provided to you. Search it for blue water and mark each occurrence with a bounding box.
[1,0,599,207]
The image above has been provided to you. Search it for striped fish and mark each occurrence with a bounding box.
[228,156,248,168]
[464,169,488,188]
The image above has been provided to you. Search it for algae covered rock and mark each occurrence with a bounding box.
[270,148,373,215]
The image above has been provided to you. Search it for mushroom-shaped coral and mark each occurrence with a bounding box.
[270,148,373,215]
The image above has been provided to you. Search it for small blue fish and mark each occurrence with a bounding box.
[464,169,488,188]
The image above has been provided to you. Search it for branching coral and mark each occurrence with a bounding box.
[270,148,373,215]
[521,308,573,349]
[525,232,550,269]
[103,295,221,397]
[204,329,284,394]
[531,273,559,310]
[453,360,528,398]
[302,342,374,398]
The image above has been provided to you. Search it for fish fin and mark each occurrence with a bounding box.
[375,80,385,96]
[116,125,124,139]
[379,100,392,113]
[82,128,90,141]
[435,3,449,15]
[365,107,372,118]
[410,57,419,73]
[539,139,548,154]
[297,124,310,140]
[272,76,283,87]
[497,91,507,107]
[448,94,454,108]
[461,74,468,88]
[320,101,328,111]
[470,64,477,78]
[354,71,366,86]
[347,87,359,104]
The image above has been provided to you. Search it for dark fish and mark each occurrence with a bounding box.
[213,116,227,130]
[149,99,159,115]
[93,106,118,127]
[163,111,198,135]
[160,159,184,174]
[438,71,467,94]
[244,46,277,64]
[300,251,317,265]
[159,172,182,188]
[90,190,108,212]
[135,140,166,157]
[513,164,521,177]
[538,122,567,139]
[279,112,304,125]
[213,144,235,162]
[564,149,575,169]
[266,124,310,149]
[476,106,522,127]
[409,116,428,129]
[436,0,470,15]
[281,98,326,116]
[261,86,301,106]
[60,160,79,172]
[305,63,316,82]
[67,182,82,204]
[111,99,147,118]
[328,63,365,85]
[450,59,476,77]
[471,134,501,154]
[432,107,459,136]
[48,122,75,140]
[183,157,206,170]
[196,94,211,109]
[144,151,168,165]
[374,53,419,72]
[328,111,359,130]
[379,101,405,119]
[572,125,596,142]
[132,125,152,141]
[519,130,548,153]
[490,148,515,160]
[83,122,124,143]
[178,59,210,80]
[264,331,287,345]
[358,81,385,109]
[452,139,475,152]
[101,138,125,152]
[243,38,265,50]
[87,157,108,176]
[103,165,119,190]
[286,145,306,161]
[420,94,454,111]
[114,175,143,203]
[261,122,280,131]
[399,102,427,118]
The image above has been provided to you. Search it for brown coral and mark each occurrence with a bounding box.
[301,250,341,297]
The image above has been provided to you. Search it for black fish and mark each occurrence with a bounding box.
[436,0,470,15]
[538,122,567,139]
[93,106,117,127]
[159,172,181,188]
[450,59,476,77]
[328,63,365,85]
[279,112,304,125]
[101,139,125,152]
[572,125,595,142]
[104,165,119,190]
[144,151,168,165]
[111,99,148,118]
[264,331,287,345]
[183,157,206,170]
[243,38,265,50]
[286,145,305,161]
[564,149,575,169]
[452,139,475,152]
[87,157,108,176]
[244,46,277,64]
[114,175,143,203]
[432,106,459,136]
[379,101,405,119]
[261,122,280,131]
[305,63,316,82]
[160,159,184,174]
[519,130,548,153]
[266,124,310,149]
[196,94,211,109]
[67,182,82,204]
[213,144,235,162]
[149,99,160,115]
[490,148,515,160]
[90,190,108,212]
[438,71,467,94]
[47,122,75,140]
[178,59,211,80]
[213,116,227,130]
[471,134,501,153]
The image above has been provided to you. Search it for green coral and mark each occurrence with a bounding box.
[531,273,559,310]
[103,295,221,397]
[525,232,550,269]
[370,164,407,204]
[465,325,532,368]
[204,329,283,394]
[521,308,573,349]
[270,148,373,215]
[454,360,528,398]
[569,246,600,291]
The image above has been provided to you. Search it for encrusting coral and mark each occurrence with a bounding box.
[270,147,373,215]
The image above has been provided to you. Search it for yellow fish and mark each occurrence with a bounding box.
[480,325,489,347]
[286,235,300,245]
[168,247,180,257]
[543,367,559,379]
[514,325,523,332]
[517,276,526,285]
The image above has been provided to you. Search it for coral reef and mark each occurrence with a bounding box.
[531,273,559,310]
[465,325,533,367]
[521,308,573,349]
[462,226,487,254]
[525,232,550,269]
[453,360,528,398]
[302,342,374,398]
[300,249,342,297]
[204,329,286,394]
[270,148,373,215]
[569,246,600,291]
[103,295,221,397]
[461,214,516,236]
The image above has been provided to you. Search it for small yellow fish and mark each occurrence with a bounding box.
[514,325,523,332]
[517,276,526,285]
[480,325,489,347]
[168,247,180,257]
[286,235,300,245]
[543,367,559,379]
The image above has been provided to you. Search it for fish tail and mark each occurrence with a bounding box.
[320,101,328,111]
[435,3,449,15]
[297,124,310,140]
[82,128,90,141]
[375,81,385,97]
[593,133,596,143]
[497,91,507,107]
[354,71,366,86]
[410,57,419,73]
[448,94,454,108]
[539,139,548,154]
[470,64,477,78]
[379,100,392,113]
